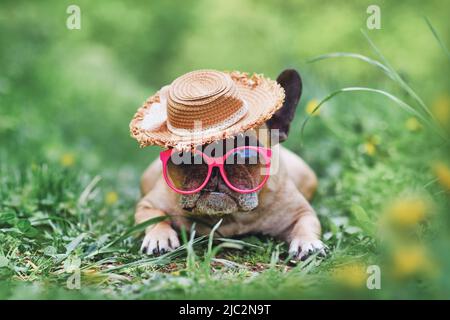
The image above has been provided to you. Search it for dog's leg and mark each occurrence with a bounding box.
[135,183,180,255]
[286,194,326,260]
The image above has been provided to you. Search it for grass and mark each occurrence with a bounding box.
[1,3,450,300]
[304,30,447,141]
[1,84,449,299]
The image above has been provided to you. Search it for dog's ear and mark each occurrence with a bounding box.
[266,69,302,143]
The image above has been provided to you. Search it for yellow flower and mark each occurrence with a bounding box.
[433,162,450,192]
[384,197,428,227]
[363,135,380,156]
[60,153,75,167]
[392,245,433,278]
[333,262,366,288]
[305,99,320,116]
[432,95,450,126]
[105,191,119,205]
[364,142,376,156]
[405,117,422,132]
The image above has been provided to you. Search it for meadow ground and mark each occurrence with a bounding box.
[0,1,449,299]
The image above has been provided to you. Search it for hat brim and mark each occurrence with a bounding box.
[129,71,285,150]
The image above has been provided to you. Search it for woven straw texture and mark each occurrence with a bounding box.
[130,70,285,150]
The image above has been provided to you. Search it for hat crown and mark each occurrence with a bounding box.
[166,70,247,134]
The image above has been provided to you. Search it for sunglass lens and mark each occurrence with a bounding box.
[166,151,208,192]
[224,148,269,191]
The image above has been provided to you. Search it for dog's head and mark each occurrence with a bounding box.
[174,69,303,215]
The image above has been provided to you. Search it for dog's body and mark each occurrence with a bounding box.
[135,69,325,259]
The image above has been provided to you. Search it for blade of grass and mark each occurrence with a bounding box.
[309,30,443,130]
[216,237,264,249]
[214,242,244,250]
[308,52,393,78]
[55,233,86,263]
[186,216,226,237]
[78,175,101,206]
[300,87,446,142]
[186,223,198,273]
[361,29,437,123]
[425,17,450,60]
[201,220,223,275]
[207,219,223,256]
[211,258,248,269]
[269,245,280,268]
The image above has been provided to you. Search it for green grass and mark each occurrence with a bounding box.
[1,87,449,299]
[1,0,450,300]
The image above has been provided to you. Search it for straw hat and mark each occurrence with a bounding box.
[130,69,285,150]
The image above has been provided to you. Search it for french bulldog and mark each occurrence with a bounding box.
[135,69,325,260]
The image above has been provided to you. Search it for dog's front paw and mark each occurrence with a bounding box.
[289,237,327,261]
[140,223,180,255]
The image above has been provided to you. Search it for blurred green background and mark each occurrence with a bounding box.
[0,0,449,299]
[1,0,448,171]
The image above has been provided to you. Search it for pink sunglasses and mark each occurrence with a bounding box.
[160,146,272,195]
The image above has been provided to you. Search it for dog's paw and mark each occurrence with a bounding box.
[140,224,180,255]
[289,237,327,261]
